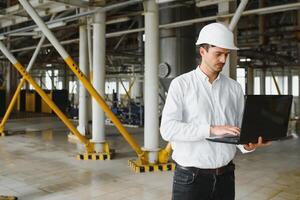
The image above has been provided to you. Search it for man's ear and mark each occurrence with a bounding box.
[199,47,206,57]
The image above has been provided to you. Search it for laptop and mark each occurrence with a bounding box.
[206,95,293,144]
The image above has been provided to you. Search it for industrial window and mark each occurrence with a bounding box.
[292,76,299,96]
[254,77,260,94]
[69,81,77,94]
[105,81,117,94]
[119,81,129,95]
[45,70,52,90]
[265,76,288,95]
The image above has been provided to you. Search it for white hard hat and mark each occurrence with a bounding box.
[195,22,239,50]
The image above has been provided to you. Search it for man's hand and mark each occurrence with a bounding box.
[243,136,272,151]
[210,125,240,136]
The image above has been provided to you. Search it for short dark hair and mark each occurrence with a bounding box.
[199,43,215,52]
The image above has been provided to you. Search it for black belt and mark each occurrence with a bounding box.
[176,161,235,176]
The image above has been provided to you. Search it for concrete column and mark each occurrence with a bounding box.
[77,8,90,136]
[143,0,159,163]
[247,66,254,95]
[218,1,237,79]
[91,11,106,152]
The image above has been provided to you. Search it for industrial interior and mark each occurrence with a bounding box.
[0,0,299,199]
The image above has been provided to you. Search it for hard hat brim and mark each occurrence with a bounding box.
[195,41,239,50]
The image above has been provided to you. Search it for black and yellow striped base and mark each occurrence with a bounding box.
[128,160,175,173]
[0,195,18,200]
[77,150,115,161]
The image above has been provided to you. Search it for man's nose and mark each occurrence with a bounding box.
[219,54,226,63]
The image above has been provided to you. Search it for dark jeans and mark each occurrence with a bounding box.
[172,164,235,200]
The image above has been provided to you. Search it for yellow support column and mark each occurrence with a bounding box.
[0,195,18,200]
[128,143,175,173]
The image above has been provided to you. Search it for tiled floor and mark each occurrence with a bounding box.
[0,117,299,200]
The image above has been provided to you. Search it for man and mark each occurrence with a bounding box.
[160,22,271,200]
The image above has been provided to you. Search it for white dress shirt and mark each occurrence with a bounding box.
[160,66,245,169]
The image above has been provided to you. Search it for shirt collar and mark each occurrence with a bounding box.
[196,66,221,83]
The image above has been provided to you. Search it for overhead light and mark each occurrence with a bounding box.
[46,64,52,67]
[239,58,251,62]
[34,21,66,32]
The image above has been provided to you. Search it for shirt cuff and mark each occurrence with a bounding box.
[202,124,211,139]
[237,144,255,154]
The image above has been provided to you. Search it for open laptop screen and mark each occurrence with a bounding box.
[240,95,293,143]
[207,95,293,144]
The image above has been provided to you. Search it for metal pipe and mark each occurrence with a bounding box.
[0,40,94,152]
[87,16,93,73]
[127,78,136,99]
[2,1,300,39]
[113,20,136,50]
[77,8,89,136]
[91,11,106,152]
[270,68,281,95]
[143,0,159,164]
[229,0,248,31]
[7,39,78,54]
[1,0,143,37]
[8,2,300,55]
[18,0,146,162]
[119,78,132,102]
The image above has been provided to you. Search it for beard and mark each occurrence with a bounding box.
[214,63,224,72]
